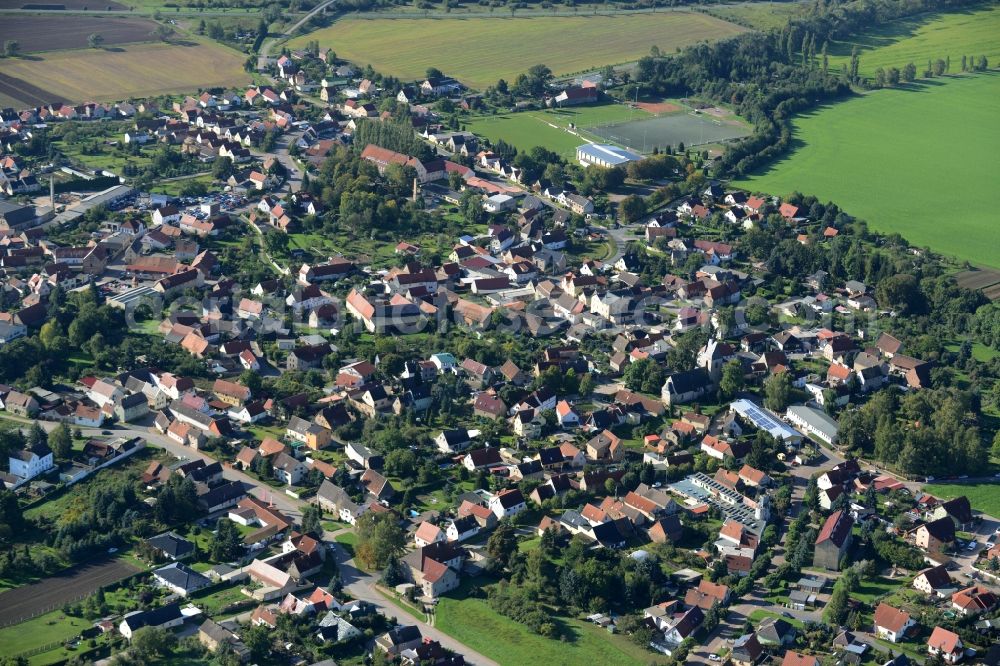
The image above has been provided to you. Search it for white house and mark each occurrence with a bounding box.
[119,605,185,640]
[489,488,526,519]
[9,443,54,481]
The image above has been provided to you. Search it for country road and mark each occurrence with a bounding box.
[330,542,501,666]
[17,417,499,663]
[260,0,337,59]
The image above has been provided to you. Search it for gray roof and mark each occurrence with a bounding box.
[146,531,194,559]
[154,562,211,593]
[786,404,839,440]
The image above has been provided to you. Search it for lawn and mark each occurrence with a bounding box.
[466,113,586,159]
[851,576,906,604]
[335,532,358,559]
[289,12,746,90]
[0,609,90,660]
[434,589,652,666]
[747,609,805,630]
[150,174,215,197]
[924,482,1000,518]
[0,39,249,107]
[944,341,1000,363]
[826,5,1000,78]
[735,72,1000,269]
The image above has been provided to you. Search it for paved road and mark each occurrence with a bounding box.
[25,418,498,662]
[260,0,337,59]
[28,419,304,521]
[330,542,500,666]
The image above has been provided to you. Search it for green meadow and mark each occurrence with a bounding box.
[827,5,1000,78]
[434,591,650,666]
[736,72,1000,269]
[924,482,1000,517]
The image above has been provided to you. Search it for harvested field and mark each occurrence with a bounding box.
[289,12,746,90]
[954,268,1000,293]
[0,556,140,626]
[0,0,125,8]
[0,40,250,106]
[0,16,159,53]
[0,71,55,108]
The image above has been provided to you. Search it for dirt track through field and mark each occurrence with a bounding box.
[0,557,140,626]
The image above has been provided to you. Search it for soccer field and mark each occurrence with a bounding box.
[736,73,1000,269]
[289,12,746,90]
[465,102,653,158]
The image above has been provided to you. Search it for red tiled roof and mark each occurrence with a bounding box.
[874,603,911,633]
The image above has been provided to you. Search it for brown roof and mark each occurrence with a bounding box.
[781,651,819,666]
[916,564,953,589]
[414,521,442,544]
[951,585,998,612]
[739,464,767,485]
[874,603,911,633]
[815,509,853,547]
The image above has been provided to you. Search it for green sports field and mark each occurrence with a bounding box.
[827,5,1000,77]
[289,12,746,90]
[736,72,1000,269]
[465,103,651,158]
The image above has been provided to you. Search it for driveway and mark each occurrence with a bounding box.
[330,543,500,666]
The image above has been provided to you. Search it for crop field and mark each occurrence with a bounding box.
[289,12,746,90]
[0,0,124,7]
[0,16,160,52]
[0,40,250,107]
[827,5,1000,77]
[736,72,1000,269]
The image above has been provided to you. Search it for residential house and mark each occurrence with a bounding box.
[874,603,916,643]
[951,585,998,616]
[489,488,526,519]
[119,604,185,640]
[912,564,955,598]
[927,626,963,663]
[813,509,853,570]
[272,452,307,485]
[153,562,211,597]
